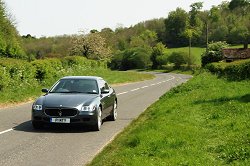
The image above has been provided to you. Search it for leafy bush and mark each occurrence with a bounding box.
[168,51,188,69]
[0,58,36,90]
[156,54,169,67]
[109,47,152,70]
[0,56,107,95]
[108,51,123,70]
[206,59,250,80]
[32,58,63,84]
[201,41,229,66]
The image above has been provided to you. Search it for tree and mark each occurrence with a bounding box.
[184,28,194,66]
[130,30,158,48]
[189,2,203,27]
[150,42,165,69]
[229,26,249,48]
[229,0,250,10]
[120,47,152,70]
[164,8,189,47]
[70,32,111,60]
[0,0,26,59]
[188,2,204,46]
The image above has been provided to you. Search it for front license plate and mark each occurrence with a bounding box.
[50,118,70,123]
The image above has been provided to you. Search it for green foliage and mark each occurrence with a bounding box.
[229,0,250,10]
[201,41,229,66]
[121,47,152,70]
[164,8,189,47]
[0,0,26,59]
[70,32,111,60]
[22,35,73,60]
[168,52,189,69]
[0,57,107,103]
[150,43,165,69]
[108,51,123,70]
[228,25,250,46]
[206,59,250,80]
[0,58,35,90]
[89,72,250,166]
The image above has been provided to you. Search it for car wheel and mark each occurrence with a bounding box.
[107,101,117,121]
[92,106,102,131]
[32,121,43,129]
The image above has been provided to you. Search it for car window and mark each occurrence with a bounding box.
[50,79,99,94]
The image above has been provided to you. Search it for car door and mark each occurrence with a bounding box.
[99,80,112,117]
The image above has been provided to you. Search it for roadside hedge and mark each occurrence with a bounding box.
[205,59,250,80]
[0,56,107,91]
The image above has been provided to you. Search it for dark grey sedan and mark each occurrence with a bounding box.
[31,76,117,131]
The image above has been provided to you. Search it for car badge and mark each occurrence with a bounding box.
[60,105,63,107]
[58,110,62,117]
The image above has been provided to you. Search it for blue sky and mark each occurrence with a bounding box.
[4,0,225,37]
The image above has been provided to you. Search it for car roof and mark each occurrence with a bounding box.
[61,76,103,80]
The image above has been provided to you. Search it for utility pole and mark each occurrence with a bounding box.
[206,22,208,52]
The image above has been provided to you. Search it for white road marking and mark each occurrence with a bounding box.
[116,91,128,96]
[117,76,176,96]
[141,86,148,89]
[0,128,13,135]
[130,88,140,92]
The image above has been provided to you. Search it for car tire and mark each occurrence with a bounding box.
[32,121,43,129]
[92,106,102,131]
[107,101,117,121]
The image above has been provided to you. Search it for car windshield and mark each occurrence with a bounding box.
[50,79,99,94]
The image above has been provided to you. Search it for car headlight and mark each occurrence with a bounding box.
[33,104,42,111]
[81,105,96,112]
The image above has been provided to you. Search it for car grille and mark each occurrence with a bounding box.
[44,108,78,117]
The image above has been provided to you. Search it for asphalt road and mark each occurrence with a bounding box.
[0,72,192,166]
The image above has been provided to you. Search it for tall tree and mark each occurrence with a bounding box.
[229,0,250,10]
[164,8,189,47]
[0,0,25,58]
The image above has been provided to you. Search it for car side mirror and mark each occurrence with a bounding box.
[101,89,109,94]
[42,88,49,93]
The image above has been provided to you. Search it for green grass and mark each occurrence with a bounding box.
[163,45,250,66]
[88,72,250,166]
[229,44,250,48]
[164,47,205,65]
[0,69,154,105]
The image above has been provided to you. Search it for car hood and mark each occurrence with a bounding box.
[42,93,99,108]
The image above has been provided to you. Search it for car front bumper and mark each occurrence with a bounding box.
[32,109,98,126]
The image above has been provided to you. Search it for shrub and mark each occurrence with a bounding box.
[201,41,229,67]
[168,52,188,69]
[121,47,152,70]
[206,59,250,80]
[108,51,123,70]
[32,58,63,85]
[0,58,36,89]
[0,56,107,92]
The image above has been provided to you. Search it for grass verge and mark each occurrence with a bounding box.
[0,69,154,106]
[88,72,250,166]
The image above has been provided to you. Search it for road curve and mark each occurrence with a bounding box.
[0,72,192,166]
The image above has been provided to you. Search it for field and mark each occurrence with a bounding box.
[88,72,250,165]
[163,44,249,66]
[164,47,205,65]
